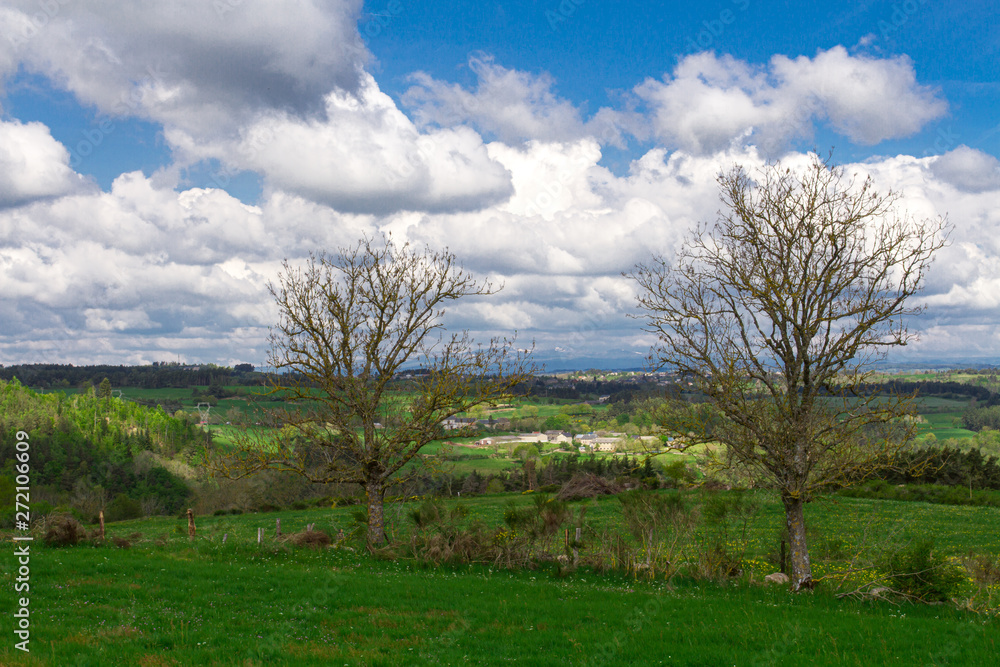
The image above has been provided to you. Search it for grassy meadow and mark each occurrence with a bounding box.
[2,492,998,666]
[8,375,999,664]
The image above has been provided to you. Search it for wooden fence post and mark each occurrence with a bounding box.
[187,509,195,540]
[275,518,281,538]
[99,510,105,540]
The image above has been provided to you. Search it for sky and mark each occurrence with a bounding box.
[0,0,998,370]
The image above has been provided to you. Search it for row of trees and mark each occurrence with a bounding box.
[0,363,258,390]
[876,445,1000,490]
[963,405,1000,432]
[205,155,949,595]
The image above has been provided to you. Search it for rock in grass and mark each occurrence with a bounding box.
[764,572,789,585]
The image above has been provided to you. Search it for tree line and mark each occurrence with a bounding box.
[0,363,259,390]
[962,405,1000,432]
[849,379,998,404]
[0,378,198,526]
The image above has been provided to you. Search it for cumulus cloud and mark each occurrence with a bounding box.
[0,12,996,365]
[0,120,88,207]
[855,153,1000,329]
[2,143,1000,365]
[634,47,947,155]
[207,74,514,214]
[2,0,366,137]
[402,56,634,146]
[930,146,1000,194]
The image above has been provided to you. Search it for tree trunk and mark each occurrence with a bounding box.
[782,492,813,591]
[366,481,386,547]
[525,459,537,491]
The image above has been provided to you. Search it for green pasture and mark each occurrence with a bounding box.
[2,492,998,666]
[917,412,977,440]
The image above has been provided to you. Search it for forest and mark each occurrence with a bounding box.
[0,378,200,526]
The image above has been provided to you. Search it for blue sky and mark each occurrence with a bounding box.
[0,0,998,368]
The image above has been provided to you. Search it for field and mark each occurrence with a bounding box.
[7,375,997,664]
[2,493,998,666]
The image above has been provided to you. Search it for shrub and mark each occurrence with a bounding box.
[964,551,1000,586]
[883,537,965,602]
[42,513,87,547]
[410,499,443,529]
[693,541,743,580]
[661,460,696,487]
[485,479,505,494]
[619,490,698,579]
[106,494,143,522]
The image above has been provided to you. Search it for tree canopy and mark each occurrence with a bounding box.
[631,155,949,590]
[213,235,534,546]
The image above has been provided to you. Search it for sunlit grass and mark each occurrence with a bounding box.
[2,492,998,666]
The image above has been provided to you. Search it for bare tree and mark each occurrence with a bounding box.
[630,155,949,591]
[214,235,534,546]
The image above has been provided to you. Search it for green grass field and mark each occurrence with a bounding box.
[918,411,977,440]
[2,492,998,666]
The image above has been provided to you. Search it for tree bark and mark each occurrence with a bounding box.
[782,492,813,591]
[366,480,386,547]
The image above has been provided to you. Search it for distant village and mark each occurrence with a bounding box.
[435,369,690,456]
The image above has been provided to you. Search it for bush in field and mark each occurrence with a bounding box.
[618,490,698,579]
[964,552,1000,586]
[660,460,696,488]
[405,499,499,565]
[106,493,143,522]
[695,490,761,580]
[42,513,87,546]
[503,495,570,548]
[883,537,965,602]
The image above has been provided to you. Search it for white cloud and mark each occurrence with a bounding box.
[402,56,634,146]
[0,17,997,365]
[634,47,947,155]
[2,0,367,137]
[0,120,88,207]
[84,308,158,332]
[2,144,999,365]
[930,145,1000,194]
[855,154,1000,321]
[168,73,514,214]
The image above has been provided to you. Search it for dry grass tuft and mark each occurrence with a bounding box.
[556,473,623,501]
[289,529,332,549]
[42,513,87,547]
